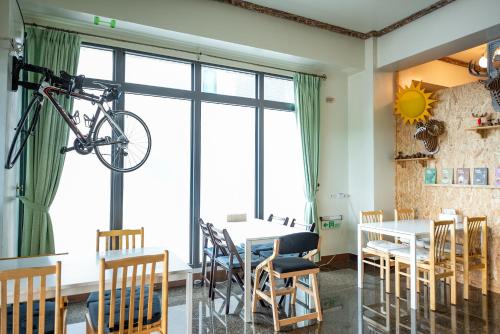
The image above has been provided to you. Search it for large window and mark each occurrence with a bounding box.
[263,109,304,220]
[200,102,255,222]
[50,44,299,265]
[51,89,111,254]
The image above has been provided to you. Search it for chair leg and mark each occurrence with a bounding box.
[252,268,261,313]
[380,258,384,279]
[481,258,488,296]
[451,271,457,306]
[311,273,323,322]
[463,262,469,300]
[201,252,207,287]
[225,268,233,314]
[395,260,400,298]
[210,261,218,300]
[269,272,281,332]
[406,268,410,290]
[291,276,298,305]
[430,270,436,311]
[385,255,391,293]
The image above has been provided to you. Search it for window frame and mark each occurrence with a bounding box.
[47,42,296,267]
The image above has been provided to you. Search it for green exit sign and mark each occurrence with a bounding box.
[322,220,340,230]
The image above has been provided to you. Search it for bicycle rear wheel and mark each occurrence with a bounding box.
[5,95,43,169]
[93,110,151,172]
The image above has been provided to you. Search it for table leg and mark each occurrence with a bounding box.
[357,225,363,288]
[186,271,193,334]
[409,236,417,310]
[244,240,252,323]
[357,288,362,334]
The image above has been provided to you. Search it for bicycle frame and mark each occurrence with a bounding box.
[37,80,126,146]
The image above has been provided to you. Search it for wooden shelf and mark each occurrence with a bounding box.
[394,157,434,168]
[466,124,500,138]
[424,183,499,189]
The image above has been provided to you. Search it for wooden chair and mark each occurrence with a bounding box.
[252,232,322,332]
[360,210,403,293]
[394,208,415,222]
[0,261,65,334]
[393,220,456,311]
[85,251,169,334]
[456,216,488,299]
[96,228,145,251]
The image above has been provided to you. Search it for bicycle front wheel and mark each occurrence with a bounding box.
[93,111,151,172]
[5,95,42,169]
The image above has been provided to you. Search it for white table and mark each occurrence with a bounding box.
[213,219,305,323]
[357,219,462,311]
[0,247,193,334]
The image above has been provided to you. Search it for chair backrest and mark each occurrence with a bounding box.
[199,219,212,249]
[278,232,320,255]
[207,224,245,267]
[360,210,384,241]
[0,262,62,334]
[96,228,145,251]
[289,219,316,232]
[97,251,168,334]
[267,214,289,226]
[430,220,455,264]
[394,208,415,221]
[464,216,487,257]
[226,213,247,222]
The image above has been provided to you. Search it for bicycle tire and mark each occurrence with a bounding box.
[4,95,42,169]
[93,110,151,173]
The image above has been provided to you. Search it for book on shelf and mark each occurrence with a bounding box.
[441,168,454,184]
[496,167,500,187]
[473,167,488,185]
[424,168,437,184]
[456,168,470,185]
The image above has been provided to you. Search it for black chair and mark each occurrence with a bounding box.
[252,232,323,331]
[209,224,264,314]
[252,214,290,256]
[199,218,215,288]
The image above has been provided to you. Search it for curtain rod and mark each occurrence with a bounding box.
[26,23,327,80]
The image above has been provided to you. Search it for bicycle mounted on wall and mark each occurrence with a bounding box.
[6,56,151,172]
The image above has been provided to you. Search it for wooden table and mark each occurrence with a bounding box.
[357,219,462,311]
[0,247,193,333]
[213,219,305,323]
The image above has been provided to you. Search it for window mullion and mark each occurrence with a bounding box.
[109,48,126,230]
[255,73,264,219]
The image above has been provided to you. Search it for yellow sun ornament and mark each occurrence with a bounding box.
[395,81,436,124]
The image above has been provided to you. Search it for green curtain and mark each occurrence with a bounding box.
[20,27,81,256]
[293,73,321,230]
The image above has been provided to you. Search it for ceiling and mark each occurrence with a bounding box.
[247,0,442,33]
[448,44,486,63]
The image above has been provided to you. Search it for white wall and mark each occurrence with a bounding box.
[377,0,500,70]
[22,0,364,72]
[317,69,350,255]
[0,0,22,257]
[398,60,477,88]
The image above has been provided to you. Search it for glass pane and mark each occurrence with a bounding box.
[202,66,255,98]
[77,46,113,80]
[125,54,191,90]
[264,76,294,103]
[264,109,304,221]
[51,90,110,254]
[200,102,255,222]
[123,94,191,263]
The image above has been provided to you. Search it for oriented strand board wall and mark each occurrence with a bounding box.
[395,81,500,293]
